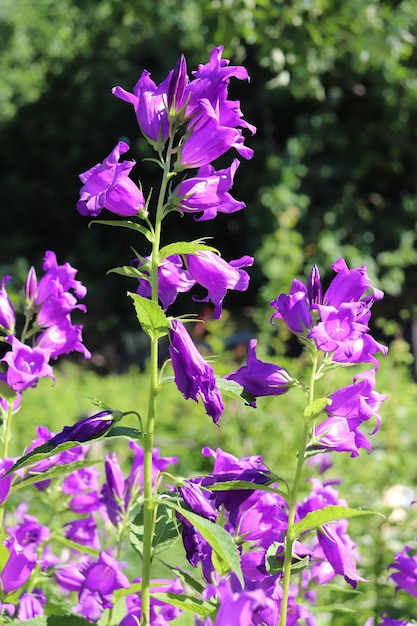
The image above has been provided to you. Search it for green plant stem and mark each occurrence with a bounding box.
[0,402,13,528]
[279,348,319,626]
[140,133,175,626]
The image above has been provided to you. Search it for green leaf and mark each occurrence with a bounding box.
[9,459,99,494]
[207,479,288,500]
[104,426,142,441]
[90,219,153,241]
[150,592,217,618]
[12,616,93,625]
[7,440,102,474]
[303,397,331,421]
[107,265,149,279]
[128,292,169,340]
[160,564,205,595]
[165,500,244,587]
[289,505,383,541]
[130,503,180,559]
[0,380,17,403]
[52,534,101,558]
[158,240,218,262]
[215,377,256,406]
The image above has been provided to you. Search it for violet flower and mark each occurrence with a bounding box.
[120,578,184,626]
[0,458,17,505]
[317,523,367,588]
[186,250,253,319]
[135,254,195,311]
[113,71,171,147]
[168,319,224,424]
[48,410,117,445]
[0,537,37,596]
[77,141,145,217]
[101,452,126,527]
[388,545,417,598]
[17,589,46,620]
[36,317,91,360]
[172,159,245,221]
[224,339,292,407]
[0,275,15,334]
[270,279,313,335]
[1,337,55,391]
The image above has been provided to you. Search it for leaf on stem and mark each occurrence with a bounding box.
[128,292,169,340]
[288,505,384,541]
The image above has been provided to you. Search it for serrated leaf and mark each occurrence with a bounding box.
[215,377,256,406]
[130,503,180,559]
[128,292,169,340]
[303,397,331,421]
[158,240,218,262]
[90,219,153,241]
[165,501,243,587]
[289,505,382,541]
[150,592,217,618]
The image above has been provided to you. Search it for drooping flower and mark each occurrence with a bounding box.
[120,578,184,626]
[0,537,37,596]
[17,589,46,620]
[171,159,245,221]
[135,254,195,311]
[168,319,224,424]
[224,339,292,407]
[0,275,15,334]
[186,250,253,319]
[77,141,145,218]
[113,72,171,147]
[388,544,417,598]
[270,279,313,336]
[317,524,367,588]
[101,452,126,527]
[1,337,55,391]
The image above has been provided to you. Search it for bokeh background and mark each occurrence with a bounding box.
[2,0,417,370]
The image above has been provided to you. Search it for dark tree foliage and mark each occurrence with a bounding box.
[1,0,417,357]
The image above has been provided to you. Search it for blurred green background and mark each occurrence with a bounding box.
[1,0,417,363]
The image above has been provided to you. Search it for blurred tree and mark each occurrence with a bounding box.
[1,0,417,356]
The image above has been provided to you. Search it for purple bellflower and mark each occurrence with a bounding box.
[270,279,313,336]
[17,589,46,621]
[120,578,184,626]
[186,250,253,319]
[0,275,15,334]
[113,71,171,147]
[224,339,292,407]
[101,452,126,527]
[388,544,417,598]
[77,141,145,218]
[168,319,224,424]
[0,537,37,596]
[172,158,245,221]
[135,254,195,311]
[36,317,91,360]
[1,337,55,391]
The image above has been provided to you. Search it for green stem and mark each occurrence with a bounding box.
[279,348,319,626]
[140,133,176,626]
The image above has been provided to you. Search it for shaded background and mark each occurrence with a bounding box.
[2,0,417,366]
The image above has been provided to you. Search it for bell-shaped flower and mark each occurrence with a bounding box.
[178,479,217,521]
[0,458,16,505]
[17,589,46,621]
[36,317,91,360]
[186,250,253,319]
[172,158,245,221]
[77,141,145,218]
[167,54,188,115]
[135,254,195,311]
[62,517,100,551]
[113,72,171,147]
[323,258,384,309]
[168,320,224,424]
[388,544,417,598]
[1,337,55,391]
[270,279,313,336]
[37,250,86,304]
[317,524,367,588]
[0,537,37,595]
[179,99,252,169]
[0,276,15,334]
[224,339,292,407]
[8,514,50,552]
[101,452,126,527]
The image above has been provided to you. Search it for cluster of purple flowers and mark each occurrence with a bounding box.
[0,250,90,402]
[175,448,367,625]
[0,425,180,623]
